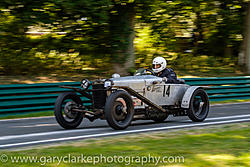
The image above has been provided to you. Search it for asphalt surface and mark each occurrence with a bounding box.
[0,102,250,149]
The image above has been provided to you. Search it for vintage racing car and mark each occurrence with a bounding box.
[54,69,209,130]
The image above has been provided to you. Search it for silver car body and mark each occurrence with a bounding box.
[109,75,194,109]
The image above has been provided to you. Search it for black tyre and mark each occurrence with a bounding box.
[54,92,83,129]
[152,113,169,123]
[105,90,134,130]
[187,88,209,122]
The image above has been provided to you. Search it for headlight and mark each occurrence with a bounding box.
[112,73,120,78]
[81,79,90,90]
[104,80,112,88]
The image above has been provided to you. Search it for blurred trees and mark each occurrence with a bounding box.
[0,0,112,74]
[136,0,246,72]
[0,0,249,75]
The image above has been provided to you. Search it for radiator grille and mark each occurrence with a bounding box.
[92,84,106,109]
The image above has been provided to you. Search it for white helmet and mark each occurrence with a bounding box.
[152,57,167,73]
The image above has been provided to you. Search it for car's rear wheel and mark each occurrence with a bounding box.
[105,90,134,130]
[54,92,83,129]
[187,88,209,122]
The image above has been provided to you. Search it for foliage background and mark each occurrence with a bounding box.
[0,0,248,76]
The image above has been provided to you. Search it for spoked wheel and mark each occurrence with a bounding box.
[105,90,134,130]
[187,88,209,122]
[54,92,83,129]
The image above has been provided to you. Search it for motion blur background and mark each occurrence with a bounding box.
[0,0,250,79]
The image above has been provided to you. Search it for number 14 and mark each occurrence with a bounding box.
[163,85,170,97]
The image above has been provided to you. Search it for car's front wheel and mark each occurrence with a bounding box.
[105,90,134,130]
[54,92,83,129]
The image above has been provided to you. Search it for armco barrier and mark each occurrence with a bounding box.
[184,76,250,101]
[0,76,249,117]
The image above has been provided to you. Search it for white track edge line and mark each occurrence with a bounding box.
[0,127,107,140]
[192,114,250,122]
[1,114,250,141]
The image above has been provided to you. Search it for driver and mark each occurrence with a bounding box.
[152,57,178,83]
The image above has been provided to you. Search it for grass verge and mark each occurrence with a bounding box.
[0,111,53,120]
[0,123,249,167]
[210,99,250,104]
[0,71,249,85]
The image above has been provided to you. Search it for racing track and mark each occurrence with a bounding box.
[0,102,250,149]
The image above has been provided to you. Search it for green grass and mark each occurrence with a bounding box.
[0,69,249,85]
[0,111,53,120]
[210,99,250,104]
[0,123,249,167]
[0,73,105,85]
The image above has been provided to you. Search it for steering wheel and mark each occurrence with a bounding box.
[143,69,156,76]
[134,68,156,76]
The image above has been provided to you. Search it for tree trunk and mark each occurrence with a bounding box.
[239,3,249,68]
[124,14,135,73]
[193,10,204,56]
[245,2,250,73]
[109,3,135,75]
[238,42,246,66]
